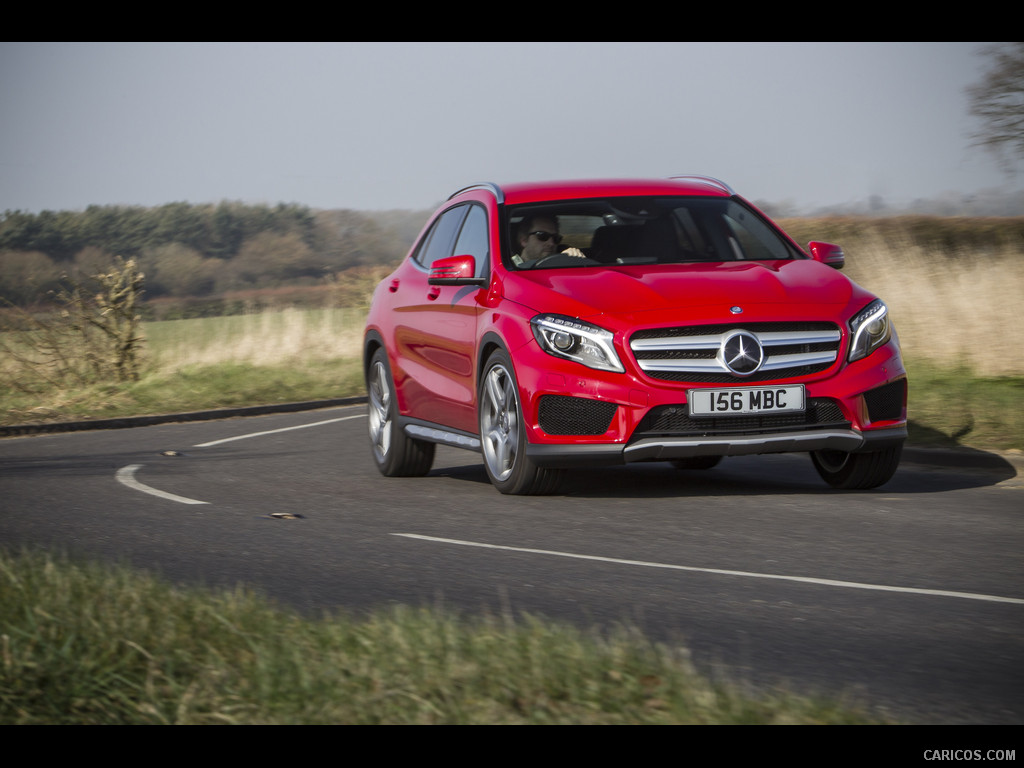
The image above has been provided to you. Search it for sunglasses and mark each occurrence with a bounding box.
[529,231,562,243]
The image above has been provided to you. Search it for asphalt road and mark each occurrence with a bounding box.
[1,404,1021,724]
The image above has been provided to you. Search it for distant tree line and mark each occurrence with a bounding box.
[0,202,428,305]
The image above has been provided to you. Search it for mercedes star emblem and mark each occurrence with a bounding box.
[720,331,764,376]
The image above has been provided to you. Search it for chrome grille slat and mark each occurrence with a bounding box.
[759,351,839,370]
[640,358,724,372]
[755,330,841,346]
[630,334,726,351]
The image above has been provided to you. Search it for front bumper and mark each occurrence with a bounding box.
[515,337,907,468]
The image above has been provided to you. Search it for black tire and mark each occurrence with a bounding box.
[478,349,564,495]
[366,348,435,477]
[810,444,902,490]
[670,456,723,470]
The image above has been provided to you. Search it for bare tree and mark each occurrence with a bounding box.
[1,257,145,392]
[968,42,1024,168]
[68,256,146,383]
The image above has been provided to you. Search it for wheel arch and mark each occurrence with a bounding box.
[477,331,509,389]
[363,329,386,381]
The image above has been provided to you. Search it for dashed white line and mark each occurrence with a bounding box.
[393,533,1024,606]
[193,414,365,448]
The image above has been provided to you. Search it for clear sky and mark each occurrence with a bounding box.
[1,42,1018,214]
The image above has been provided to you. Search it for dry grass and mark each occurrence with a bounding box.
[143,242,1024,379]
[144,306,366,372]
[839,238,1022,377]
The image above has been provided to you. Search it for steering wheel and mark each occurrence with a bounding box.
[527,251,596,269]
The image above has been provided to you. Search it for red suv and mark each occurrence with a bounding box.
[364,177,907,494]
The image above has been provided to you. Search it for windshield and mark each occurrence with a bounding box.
[505,196,804,270]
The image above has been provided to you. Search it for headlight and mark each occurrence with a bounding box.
[848,299,892,362]
[531,314,624,373]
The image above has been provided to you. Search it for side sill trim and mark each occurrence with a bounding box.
[403,421,481,452]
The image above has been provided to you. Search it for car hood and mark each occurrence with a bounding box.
[503,260,870,326]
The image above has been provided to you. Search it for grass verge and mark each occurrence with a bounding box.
[0,548,885,725]
[906,359,1024,451]
[0,360,364,425]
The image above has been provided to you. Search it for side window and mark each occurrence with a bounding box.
[452,204,490,276]
[412,205,468,268]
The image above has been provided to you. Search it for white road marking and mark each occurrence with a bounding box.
[116,464,208,505]
[193,414,365,447]
[117,412,366,505]
[393,533,1024,606]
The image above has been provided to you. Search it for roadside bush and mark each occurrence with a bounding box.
[0,257,145,390]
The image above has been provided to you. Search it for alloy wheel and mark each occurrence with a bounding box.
[368,358,392,464]
[480,362,519,481]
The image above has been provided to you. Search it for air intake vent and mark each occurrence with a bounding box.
[864,379,906,422]
[538,395,617,436]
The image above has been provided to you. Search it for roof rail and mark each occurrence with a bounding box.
[668,175,735,195]
[448,182,504,203]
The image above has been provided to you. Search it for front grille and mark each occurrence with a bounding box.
[633,398,849,438]
[864,379,906,422]
[538,395,618,435]
[630,321,841,383]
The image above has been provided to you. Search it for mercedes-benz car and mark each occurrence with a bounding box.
[363,177,907,494]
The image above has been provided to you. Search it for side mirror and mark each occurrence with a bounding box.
[807,241,845,270]
[428,254,487,286]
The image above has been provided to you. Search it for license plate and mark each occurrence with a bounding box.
[688,385,805,417]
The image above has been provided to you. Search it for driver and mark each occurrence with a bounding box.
[512,215,585,266]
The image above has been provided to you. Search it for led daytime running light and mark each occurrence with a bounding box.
[848,300,891,362]
[531,314,624,373]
